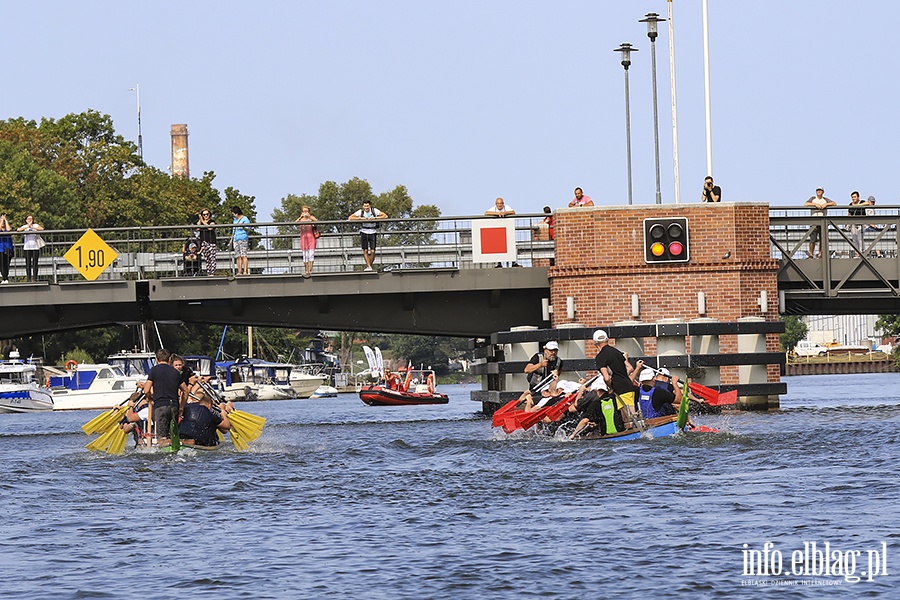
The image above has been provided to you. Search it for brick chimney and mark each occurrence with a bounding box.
[170,124,189,178]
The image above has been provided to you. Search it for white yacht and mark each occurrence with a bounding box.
[0,356,54,413]
[50,363,144,411]
[288,367,328,399]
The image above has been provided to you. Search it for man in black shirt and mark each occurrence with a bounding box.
[139,349,182,444]
[592,329,640,427]
[702,176,721,202]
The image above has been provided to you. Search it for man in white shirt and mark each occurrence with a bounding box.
[804,187,836,259]
[348,200,388,272]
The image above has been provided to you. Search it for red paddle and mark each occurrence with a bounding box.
[689,382,738,406]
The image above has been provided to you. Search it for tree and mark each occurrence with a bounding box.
[391,334,450,374]
[271,177,441,249]
[875,315,900,337]
[779,315,808,353]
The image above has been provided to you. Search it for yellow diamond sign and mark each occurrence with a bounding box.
[64,229,119,281]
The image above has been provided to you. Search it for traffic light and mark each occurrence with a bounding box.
[643,217,689,263]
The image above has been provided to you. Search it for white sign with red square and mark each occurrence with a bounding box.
[471,219,517,264]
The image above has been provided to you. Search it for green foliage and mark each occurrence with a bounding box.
[271,177,441,250]
[0,110,256,230]
[390,334,450,375]
[875,315,900,337]
[62,348,95,365]
[780,315,808,352]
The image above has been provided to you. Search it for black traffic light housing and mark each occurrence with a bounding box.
[643,217,689,263]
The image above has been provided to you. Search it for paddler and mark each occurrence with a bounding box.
[138,348,182,445]
[636,368,684,420]
[592,330,640,428]
[567,377,624,438]
[120,390,150,447]
[178,391,233,447]
[524,341,563,392]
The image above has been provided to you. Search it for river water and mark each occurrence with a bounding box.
[1,373,898,599]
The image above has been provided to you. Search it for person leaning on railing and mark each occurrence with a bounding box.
[0,214,12,284]
[17,214,44,282]
[197,209,217,276]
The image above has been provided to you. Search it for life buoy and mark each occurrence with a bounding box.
[65,360,78,371]
[426,374,436,394]
[402,369,413,392]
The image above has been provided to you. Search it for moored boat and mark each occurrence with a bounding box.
[289,368,329,399]
[50,363,143,411]
[310,385,339,398]
[0,357,54,413]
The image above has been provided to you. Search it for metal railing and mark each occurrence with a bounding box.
[0,214,554,283]
[769,206,899,261]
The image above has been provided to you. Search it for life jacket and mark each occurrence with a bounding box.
[639,384,665,419]
[599,394,624,434]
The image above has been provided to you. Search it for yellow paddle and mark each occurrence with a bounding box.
[85,425,128,455]
[197,380,266,447]
[82,390,143,435]
[230,426,250,451]
[228,411,265,442]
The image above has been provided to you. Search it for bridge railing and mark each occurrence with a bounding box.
[2,214,553,283]
[769,206,899,260]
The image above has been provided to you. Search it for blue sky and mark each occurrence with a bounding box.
[2,1,896,219]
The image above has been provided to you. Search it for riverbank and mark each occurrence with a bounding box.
[785,355,896,375]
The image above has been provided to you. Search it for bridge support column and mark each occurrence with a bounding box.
[690,317,720,385]
[737,316,770,409]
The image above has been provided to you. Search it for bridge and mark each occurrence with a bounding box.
[2,207,900,338]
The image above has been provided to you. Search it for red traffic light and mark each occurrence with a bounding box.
[643,217,689,263]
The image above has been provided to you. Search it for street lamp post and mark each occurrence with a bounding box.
[640,12,665,205]
[614,43,638,206]
[128,83,143,158]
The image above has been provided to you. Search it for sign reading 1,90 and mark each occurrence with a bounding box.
[63,229,119,281]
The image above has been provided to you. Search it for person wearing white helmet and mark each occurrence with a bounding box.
[524,340,563,392]
[591,329,640,427]
[567,374,625,438]
[637,368,682,420]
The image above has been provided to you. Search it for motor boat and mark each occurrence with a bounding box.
[0,356,54,413]
[50,362,143,411]
[289,367,328,399]
[215,358,306,401]
[310,385,339,398]
[107,351,157,377]
[359,369,449,406]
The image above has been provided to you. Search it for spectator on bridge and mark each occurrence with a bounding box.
[485,198,518,267]
[349,200,387,272]
[16,214,44,282]
[182,236,201,276]
[485,197,515,217]
[197,209,217,276]
[0,214,12,284]
[568,187,594,207]
[295,205,319,278]
[701,176,721,202]
[847,191,871,258]
[865,196,882,232]
[804,187,836,259]
[229,206,251,275]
